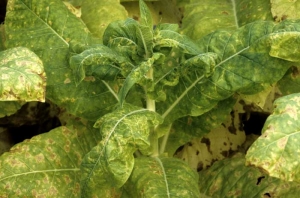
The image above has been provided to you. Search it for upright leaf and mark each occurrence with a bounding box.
[5,0,119,121]
[80,104,163,197]
[123,157,200,198]
[139,0,153,29]
[103,18,153,60]
[0,121,102,197]
[0,47,46,102]
[246,93,300,182]
[118,53,162,106]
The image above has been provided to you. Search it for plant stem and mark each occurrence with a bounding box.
[145,67,159,157]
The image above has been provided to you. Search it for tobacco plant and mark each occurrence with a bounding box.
[1,0,300,197]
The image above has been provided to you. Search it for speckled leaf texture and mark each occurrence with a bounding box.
[4,0,118,121]
[0,121,102,197]
[199,154,300,197]
[159,20,300,124]
[271,0,300,22]
[181,0,273,40]
[246,93,300,182]
[0,47,46,102]
[80,104,163,197]
[81,0,127,39]
[123,157,200,198]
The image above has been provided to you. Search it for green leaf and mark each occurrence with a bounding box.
[199,154,300,197]
[5,0,121,121]
[0,47,46,102]
[103,18,153,60]
[0,101,25,118]
[118,53,162,106]
[69,45,131,86]
[0,24,5,51]
[181,0,272,40]
[271,0,300,22]
[80,104,163,197]
[0,121,102,197]
[81,0,128,39]
[269,30,300,62]
[278,66,300,95]
[154,29,201,55]
[123,157,200,198]
[159,20,296,123]
[246,93,300,182]
[139,0,153,29]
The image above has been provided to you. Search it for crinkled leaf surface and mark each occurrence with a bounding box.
[5,0,120,121]
[246,93,300,182]
[159,20,298,124]
[0,120,101,197]
[271,0,300,22]
[69,45,130,86]
[123,157,200,198]
[81,0,127,39]
[181,0,272,40]
[80,104,163,197]
[0,47,46,102]
[199,154,300,198]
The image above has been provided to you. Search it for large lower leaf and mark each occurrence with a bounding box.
[4,0,118,121]
[0,47,46,102]
[181,0,272,40]
[81,0,127,39]
[123,157,200,198]
[0,121,102,197]
[80,104,163,197]
[199,154,300,197]
[159,20,297,124]
[246,93,300,182]
[271,0,300,22]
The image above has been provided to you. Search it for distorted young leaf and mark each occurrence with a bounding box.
[80,104,163,197]
[5,0,121,121]
[199,154,300,197]
[0,47,46,102]
[81,0,128,39]
[154,28,201,55]
[0,121,102,197]
[69,45,131,86]
[271,0,300,22]
[118,53,163,106]
[159,20,297,124]
[246,93,300,182]
[181,0,272,40]
[123,156,200,198]
[103,17,153,60]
